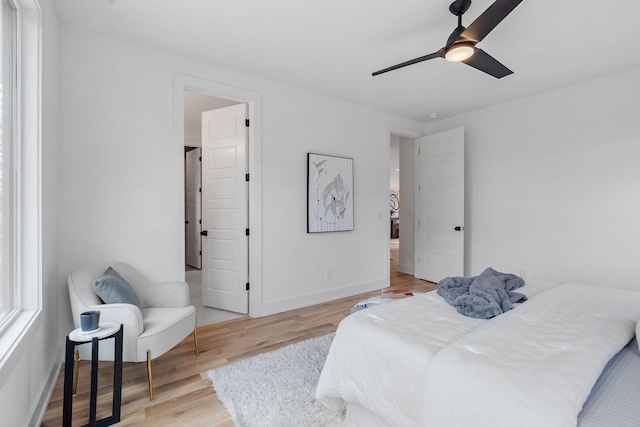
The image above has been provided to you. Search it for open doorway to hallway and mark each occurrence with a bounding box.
[389,133,439,291]
[183,90,247,326]
[389,135,401,281]
[389,133,417,285]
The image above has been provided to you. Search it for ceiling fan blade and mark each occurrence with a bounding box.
[462,48,513,78]
[458,0,523,43]
[372,49,445,76]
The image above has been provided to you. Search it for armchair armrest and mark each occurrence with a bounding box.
[79,303,144,362]
[88,303,144,338]
[141,281,191,308]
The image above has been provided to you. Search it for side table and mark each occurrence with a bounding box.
[63,322,123,427]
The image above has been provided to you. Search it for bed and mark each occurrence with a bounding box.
[315,281,640,427]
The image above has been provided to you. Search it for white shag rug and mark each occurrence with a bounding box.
[208,333,344,427]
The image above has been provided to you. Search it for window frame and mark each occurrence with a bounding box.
[0,0,42,371]
[0,0,18,332]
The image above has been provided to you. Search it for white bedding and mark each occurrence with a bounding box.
[315,280,554,427]
[423,282,640,427]
[316,281,640,427]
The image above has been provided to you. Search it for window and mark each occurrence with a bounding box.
[0,0,16,330]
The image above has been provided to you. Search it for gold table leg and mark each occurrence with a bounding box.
[194,327,200,359]
[72,350,80,395]
[146,350,154,401]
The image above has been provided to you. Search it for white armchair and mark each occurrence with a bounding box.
[68,261,199,400]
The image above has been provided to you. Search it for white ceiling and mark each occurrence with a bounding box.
[53,0,640,122]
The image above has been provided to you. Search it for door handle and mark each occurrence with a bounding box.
[200,230,208,236]
[454,226,464,231]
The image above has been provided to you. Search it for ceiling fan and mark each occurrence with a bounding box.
[372,0,523,79]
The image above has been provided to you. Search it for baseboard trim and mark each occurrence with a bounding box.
[397,263,414,275]
[29,347,62,427]
[259,278,388,317]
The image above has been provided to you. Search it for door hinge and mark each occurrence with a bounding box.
[199,219,201,224]
[245,173,249,182]
[246,282,250,291]
[245,228,250,236]
[245,119,250,127]
[199,156,201,161]
[418,147,421,155]
[199,187,201,193]
[199,250,202,255]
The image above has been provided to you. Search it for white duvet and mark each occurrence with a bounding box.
[424,282,640,427]
[315,282,640,427]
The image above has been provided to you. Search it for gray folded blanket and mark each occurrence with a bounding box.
[437,267,527,319]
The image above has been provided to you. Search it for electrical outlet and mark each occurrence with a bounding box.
[520,268,528,279]
[325,268,332,279]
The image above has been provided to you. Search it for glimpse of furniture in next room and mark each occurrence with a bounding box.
[390,218,399,238]
[67,261,199,401]
[63,323,123,427]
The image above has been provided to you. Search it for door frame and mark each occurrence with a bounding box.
[173,74,263,317]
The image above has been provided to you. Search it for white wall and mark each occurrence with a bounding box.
[0,0,60,425]
[424,66,640,289]
[184,135,200,147]
[389,134,400,189]
[57,24,426,329]
[398,136,415,274]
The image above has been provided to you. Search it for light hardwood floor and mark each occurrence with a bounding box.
[42,239,434,426]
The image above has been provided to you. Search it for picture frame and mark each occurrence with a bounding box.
[307,153,354,233]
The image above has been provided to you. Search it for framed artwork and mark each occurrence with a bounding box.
[307,153,354,233]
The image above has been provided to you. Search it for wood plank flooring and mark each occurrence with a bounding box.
[41,239,435,426]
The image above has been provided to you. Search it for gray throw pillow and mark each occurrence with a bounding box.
[93,266,141,307]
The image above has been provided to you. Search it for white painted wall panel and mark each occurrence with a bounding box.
[425,66,640,290]
[56,24,426,327]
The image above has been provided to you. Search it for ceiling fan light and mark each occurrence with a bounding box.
[445,44,475,62]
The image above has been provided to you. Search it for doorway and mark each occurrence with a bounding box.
[174,74,264,318]
[390,133,417,282]
[183,90,247,325]
[389,128,464,287]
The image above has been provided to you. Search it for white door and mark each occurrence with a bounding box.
[415,127,465,283]
[185,148,202,269]
[201,104,249,314]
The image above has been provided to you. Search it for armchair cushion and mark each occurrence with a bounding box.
[93,266,141,307]
[138,306,196,361]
